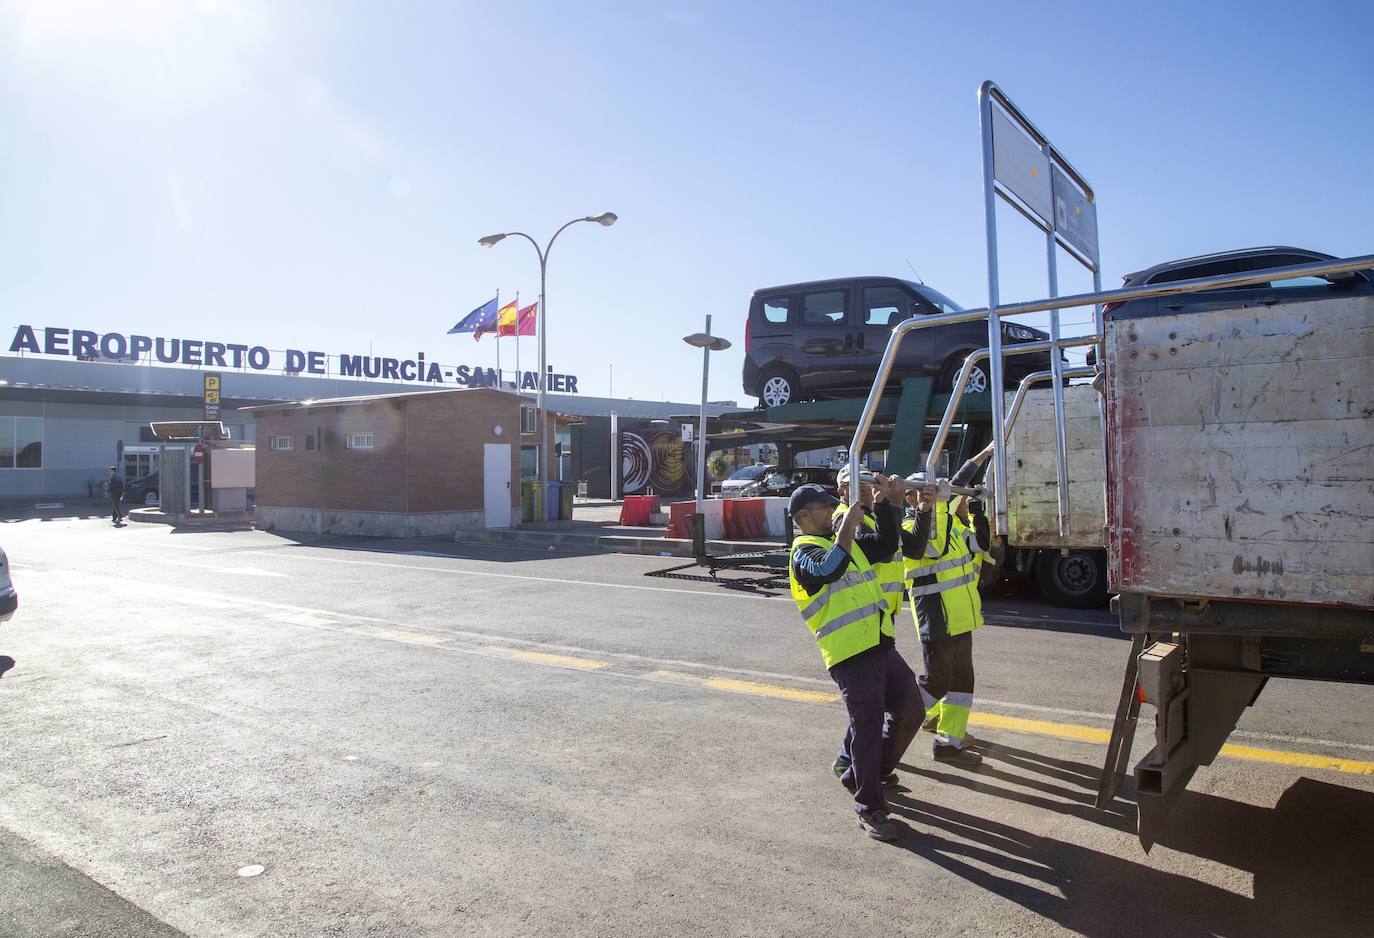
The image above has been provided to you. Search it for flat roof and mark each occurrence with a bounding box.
[239,385,516,413]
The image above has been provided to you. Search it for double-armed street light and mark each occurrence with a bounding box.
[479,212,617,512]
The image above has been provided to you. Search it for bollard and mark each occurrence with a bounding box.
[692,512,706,560]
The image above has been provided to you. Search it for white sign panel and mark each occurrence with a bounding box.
[1052,165,1100,268]
[991,108,1053,227]
[681,424,694,443]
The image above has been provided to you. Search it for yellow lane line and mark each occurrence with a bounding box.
[483,647,610,671]
[657,672,1374,777]
[1217,743,1374,776]
[968,712,1111,744]
[704,677,842,705]
[367,628,451,646]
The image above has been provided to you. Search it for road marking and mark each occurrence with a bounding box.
[159,559,291,577]
[483,647,609,670]
[367,628,450,646]
[157,550,787,603]
[1216,743,1374,776]
[703,676,841,704]
[969,712,1111,744]
[32,570,1374,767]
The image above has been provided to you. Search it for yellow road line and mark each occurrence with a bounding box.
[484,647,609,671]
[704,677,842,705]
[968,711,1111,744]
[1217,743,1374,776]
[367,628,451,646]
[660,672,1374,777]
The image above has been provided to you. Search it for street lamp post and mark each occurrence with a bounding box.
[683,316,731,512]
[479,212,617,517]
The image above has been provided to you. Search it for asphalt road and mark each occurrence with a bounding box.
[1,513,1371,937]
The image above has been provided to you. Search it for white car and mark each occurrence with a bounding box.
[0,547,16,623]
[718,464,775,498]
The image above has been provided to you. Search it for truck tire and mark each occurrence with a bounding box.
[1035,548,1109,608]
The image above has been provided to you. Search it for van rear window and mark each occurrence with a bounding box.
[762,297,789,324]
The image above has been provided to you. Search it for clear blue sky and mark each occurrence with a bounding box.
[2,0,1371,403]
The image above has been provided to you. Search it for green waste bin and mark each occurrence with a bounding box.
[521,481,536,523]
[559,481,575,520]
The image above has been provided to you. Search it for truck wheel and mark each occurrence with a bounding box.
[757,366,799,408]
[1035,549,1109,608]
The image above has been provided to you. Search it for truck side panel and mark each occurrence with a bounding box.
[1106,295,1374,609]
[1004,384,1106,549]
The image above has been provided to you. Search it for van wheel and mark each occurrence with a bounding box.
[1035,549,1109,608]
[757,366,799,408]
[940,357,988,395]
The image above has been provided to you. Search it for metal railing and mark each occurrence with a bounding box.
[845,253,1374,533]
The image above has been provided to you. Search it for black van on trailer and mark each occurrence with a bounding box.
[742,276,1054,407]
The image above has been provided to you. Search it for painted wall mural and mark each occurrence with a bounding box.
[620,429,695,495]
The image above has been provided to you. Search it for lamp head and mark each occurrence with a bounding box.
[683,332,732,352]
[591,212,618,227]
[478,233,507,248]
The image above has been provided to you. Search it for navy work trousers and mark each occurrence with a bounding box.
[829,642,925,815]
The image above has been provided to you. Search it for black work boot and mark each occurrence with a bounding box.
[933,744,983,769]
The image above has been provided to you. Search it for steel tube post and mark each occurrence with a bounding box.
[696,315,711,512]
[979,82,1009,535]
[1044,187,1070,539]
[537,252,548,517]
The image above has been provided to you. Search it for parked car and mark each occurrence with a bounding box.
[718,464,775,497]
[0,547,17,624]
[742,276,1054,407]
[737,467,839,499]
[124,470,201,506]
[125,471,161,505]
[1105,245,1374,320]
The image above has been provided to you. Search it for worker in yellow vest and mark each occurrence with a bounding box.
[828,464,915,783]
[788,477,924,841]
[904,443,996,769]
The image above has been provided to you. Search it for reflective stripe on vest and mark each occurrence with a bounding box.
[907,569,977,596]
[790,533,886,669]
[836,501,903,630]
[902,508,984,637]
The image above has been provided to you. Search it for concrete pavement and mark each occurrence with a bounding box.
[1,515,1370,936]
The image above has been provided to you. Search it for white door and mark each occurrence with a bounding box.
[483,443,512,528]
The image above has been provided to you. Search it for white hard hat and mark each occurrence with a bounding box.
[904,471,928,484]
[835,465,852,485]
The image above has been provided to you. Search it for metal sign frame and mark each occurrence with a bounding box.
[980,80,1103,537]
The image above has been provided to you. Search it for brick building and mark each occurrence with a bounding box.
[245,387,552,537]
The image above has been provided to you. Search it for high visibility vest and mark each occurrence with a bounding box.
[835,501,903,630]
[902,502,983,639]
[790,534,887,669]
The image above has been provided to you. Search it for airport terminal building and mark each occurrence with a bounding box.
[0,347,735,501]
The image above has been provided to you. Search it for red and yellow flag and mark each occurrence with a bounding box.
[516,302,538,336]
[496,299,519,337]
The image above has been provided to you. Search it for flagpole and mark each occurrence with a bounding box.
[500,289,511,390]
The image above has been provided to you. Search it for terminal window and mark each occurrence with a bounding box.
[269,436,294,452]
[345,432,374,450]
[0,417,42,469]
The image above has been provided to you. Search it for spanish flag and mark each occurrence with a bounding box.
[496,299,519,337]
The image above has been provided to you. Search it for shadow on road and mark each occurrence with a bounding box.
[886,749,1373,937]
[0,656,14,680]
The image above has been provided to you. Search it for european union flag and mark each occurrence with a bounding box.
[449,297,499,338]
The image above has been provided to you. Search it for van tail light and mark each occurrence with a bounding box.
[745,315,752,354]
[1102,301,1123,317]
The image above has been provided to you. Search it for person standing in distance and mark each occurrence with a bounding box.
[788,477,925,842]
[107,466,125,526]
